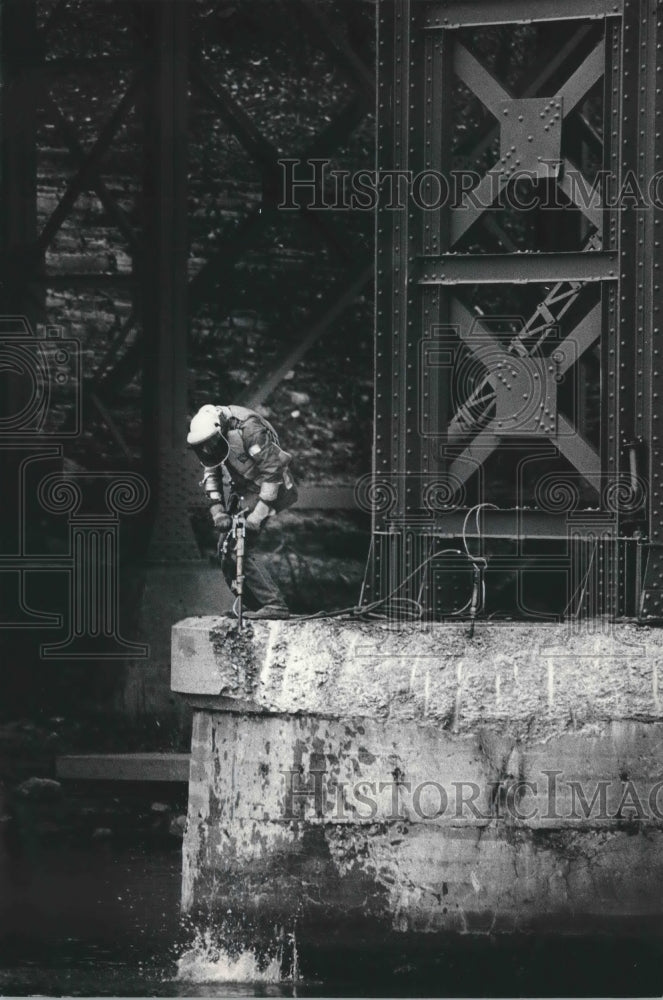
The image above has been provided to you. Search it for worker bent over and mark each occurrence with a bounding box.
[187,404,297,620]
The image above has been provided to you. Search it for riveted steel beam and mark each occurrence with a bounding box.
[422,0,623,29]
[635,0,663,619]
[452,42,511,117]
[450,166,509,245]
[382,510,619,540]
[557,158,604,232]
[555,301,602,375]
[557,38,606,117]
[417,252,619,284]
[446,423,500,488]
[554,415,602,492]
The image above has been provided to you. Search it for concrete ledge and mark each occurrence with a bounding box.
[171,617,662,738]
[173,617,663,943]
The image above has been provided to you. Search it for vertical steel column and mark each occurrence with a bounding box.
[141,0,198,561]
[614,0,642,618]
[390,0,411,518]
[0,0,39,596]
[603,16,622,549]
[639,0,663,617]
[0,0,39,320]
[367,0,396,608]
[419,23,452,617]
[371,1,419,613]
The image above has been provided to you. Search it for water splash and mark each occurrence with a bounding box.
[176,927,297,985]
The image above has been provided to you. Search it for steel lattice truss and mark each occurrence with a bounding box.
[440,36,607,491]
[419,16,612,498]
[368,0,663,621]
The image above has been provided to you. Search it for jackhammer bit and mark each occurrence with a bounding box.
[219,508,249,629]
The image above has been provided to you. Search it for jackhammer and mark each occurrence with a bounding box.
[219,507,249,629]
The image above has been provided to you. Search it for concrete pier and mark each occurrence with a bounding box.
[172,617,663,945]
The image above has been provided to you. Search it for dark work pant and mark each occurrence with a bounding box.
[220,530,286,610]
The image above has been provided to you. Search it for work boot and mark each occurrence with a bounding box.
[244,605,290,620]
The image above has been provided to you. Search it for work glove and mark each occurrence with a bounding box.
[245,511,263,533]
[210,504,232,532]
[245,499,272,533]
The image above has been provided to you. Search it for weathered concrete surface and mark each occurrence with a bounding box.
[173,618,663,944]
[173,617,660,738]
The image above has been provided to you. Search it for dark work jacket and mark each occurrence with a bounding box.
[201,404,297,513]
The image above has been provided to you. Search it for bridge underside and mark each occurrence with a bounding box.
[0,0,374,713]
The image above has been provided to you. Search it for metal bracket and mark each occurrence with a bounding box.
[499,97,563,179]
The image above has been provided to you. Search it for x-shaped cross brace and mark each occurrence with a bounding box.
[445,299,603,493]
[451,38,606,246]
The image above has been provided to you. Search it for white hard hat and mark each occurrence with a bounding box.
[187,405,229,466]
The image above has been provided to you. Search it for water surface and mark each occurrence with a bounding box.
[0,840,660,997]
